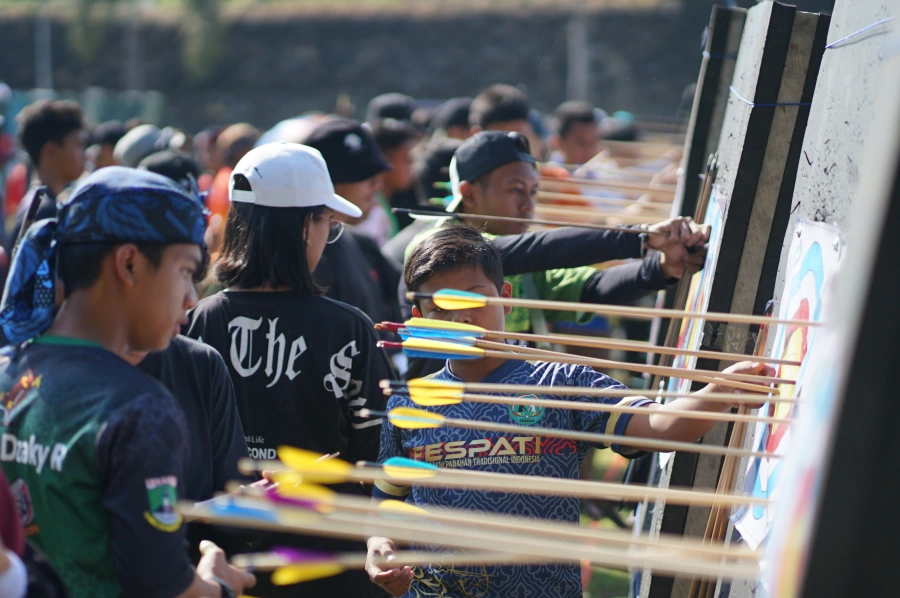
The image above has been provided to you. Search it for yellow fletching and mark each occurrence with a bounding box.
[277,446,353,484]
[405,317,486,334]
[407,378,465,392]
[403,337,484,357]
[431,291,488,310]
[272,562,344,586]
[388,407,446,429]
[409,393,464,407]
[383,463,438,480]
[378,499,429,515]
[407,384,464,406]
[276,482,337,512]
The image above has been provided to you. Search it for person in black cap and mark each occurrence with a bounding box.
[303,119,404,328]
[365,92,416,124]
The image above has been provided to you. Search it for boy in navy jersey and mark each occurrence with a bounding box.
[368,225,773,598]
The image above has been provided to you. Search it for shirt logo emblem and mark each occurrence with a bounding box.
[143,476,182,532]
[508,396,544,426]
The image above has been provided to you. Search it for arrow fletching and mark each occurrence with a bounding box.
[382,457,439,479]
[388,407,446,429]
[429,289,489,310]
[406,382,465,406]
[401,337,484,360]
[272,562,344,586]
[405,318,487,336]
[277,446,354,484]
[378,499,430,521]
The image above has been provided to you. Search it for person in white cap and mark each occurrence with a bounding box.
[185,142,393,598]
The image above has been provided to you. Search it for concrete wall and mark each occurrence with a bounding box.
[0,1,834,131]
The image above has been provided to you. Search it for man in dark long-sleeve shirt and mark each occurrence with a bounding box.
[401,131,708,377]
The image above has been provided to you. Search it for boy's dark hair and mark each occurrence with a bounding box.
[405,224,504,300]
[469,84,530,130]
[552,101,597,138]
[16,100,85,167]
[214,174,324,294]
[371,118,418,153]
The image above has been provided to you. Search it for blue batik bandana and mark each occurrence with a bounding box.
[0,166,207,346]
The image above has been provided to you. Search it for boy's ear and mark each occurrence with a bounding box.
[411,305,423,318]
[500,281,513,316]
[112,244,140,288]
[459,180,477,210]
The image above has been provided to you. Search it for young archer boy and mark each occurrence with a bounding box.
[0,167,254,598]
[367,225,773,598]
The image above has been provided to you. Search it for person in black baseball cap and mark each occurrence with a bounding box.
[303,118,391,226]
[446,130,537,235]
[303,119,404,336]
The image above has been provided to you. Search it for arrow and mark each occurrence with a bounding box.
[397,383,791,426]
[256,481,758,561]
[391,208,647,234]
[233,546,552,584]
[185,496,759,580]
[360,407,780,460]
[379,337,780,393]
[375,318,803,367]
[407,289,825,328]
[239,451,769,508]
[380,379,800,405]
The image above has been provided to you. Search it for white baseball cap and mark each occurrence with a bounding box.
[229,142,362,218]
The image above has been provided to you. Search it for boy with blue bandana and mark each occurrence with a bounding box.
[0,168,255,598]
[367,225,773,598]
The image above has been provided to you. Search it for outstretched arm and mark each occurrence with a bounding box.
[623,362,775,444]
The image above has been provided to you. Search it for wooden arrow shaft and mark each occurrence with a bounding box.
[429,292,823,328]
[474,346,776,394]
[474,339,791,387]
[428,413,778,459]
[397,381,799,404]
[394,208,643,234]
[189,499,759,580]
[450,392,790,425]
[262,483,757,561]
[239,458,769,508]
[485,330,802,367]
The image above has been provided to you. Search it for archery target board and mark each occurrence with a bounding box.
[732,218,841,550]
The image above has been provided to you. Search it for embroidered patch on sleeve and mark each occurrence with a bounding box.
[143,476,183,532]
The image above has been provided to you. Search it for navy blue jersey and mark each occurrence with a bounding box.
[375,359,653,598]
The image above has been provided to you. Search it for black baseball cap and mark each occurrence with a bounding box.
[138,149,200,194]
[366,92,416,124]
[302,118,391,184]
[447,130,535,211]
